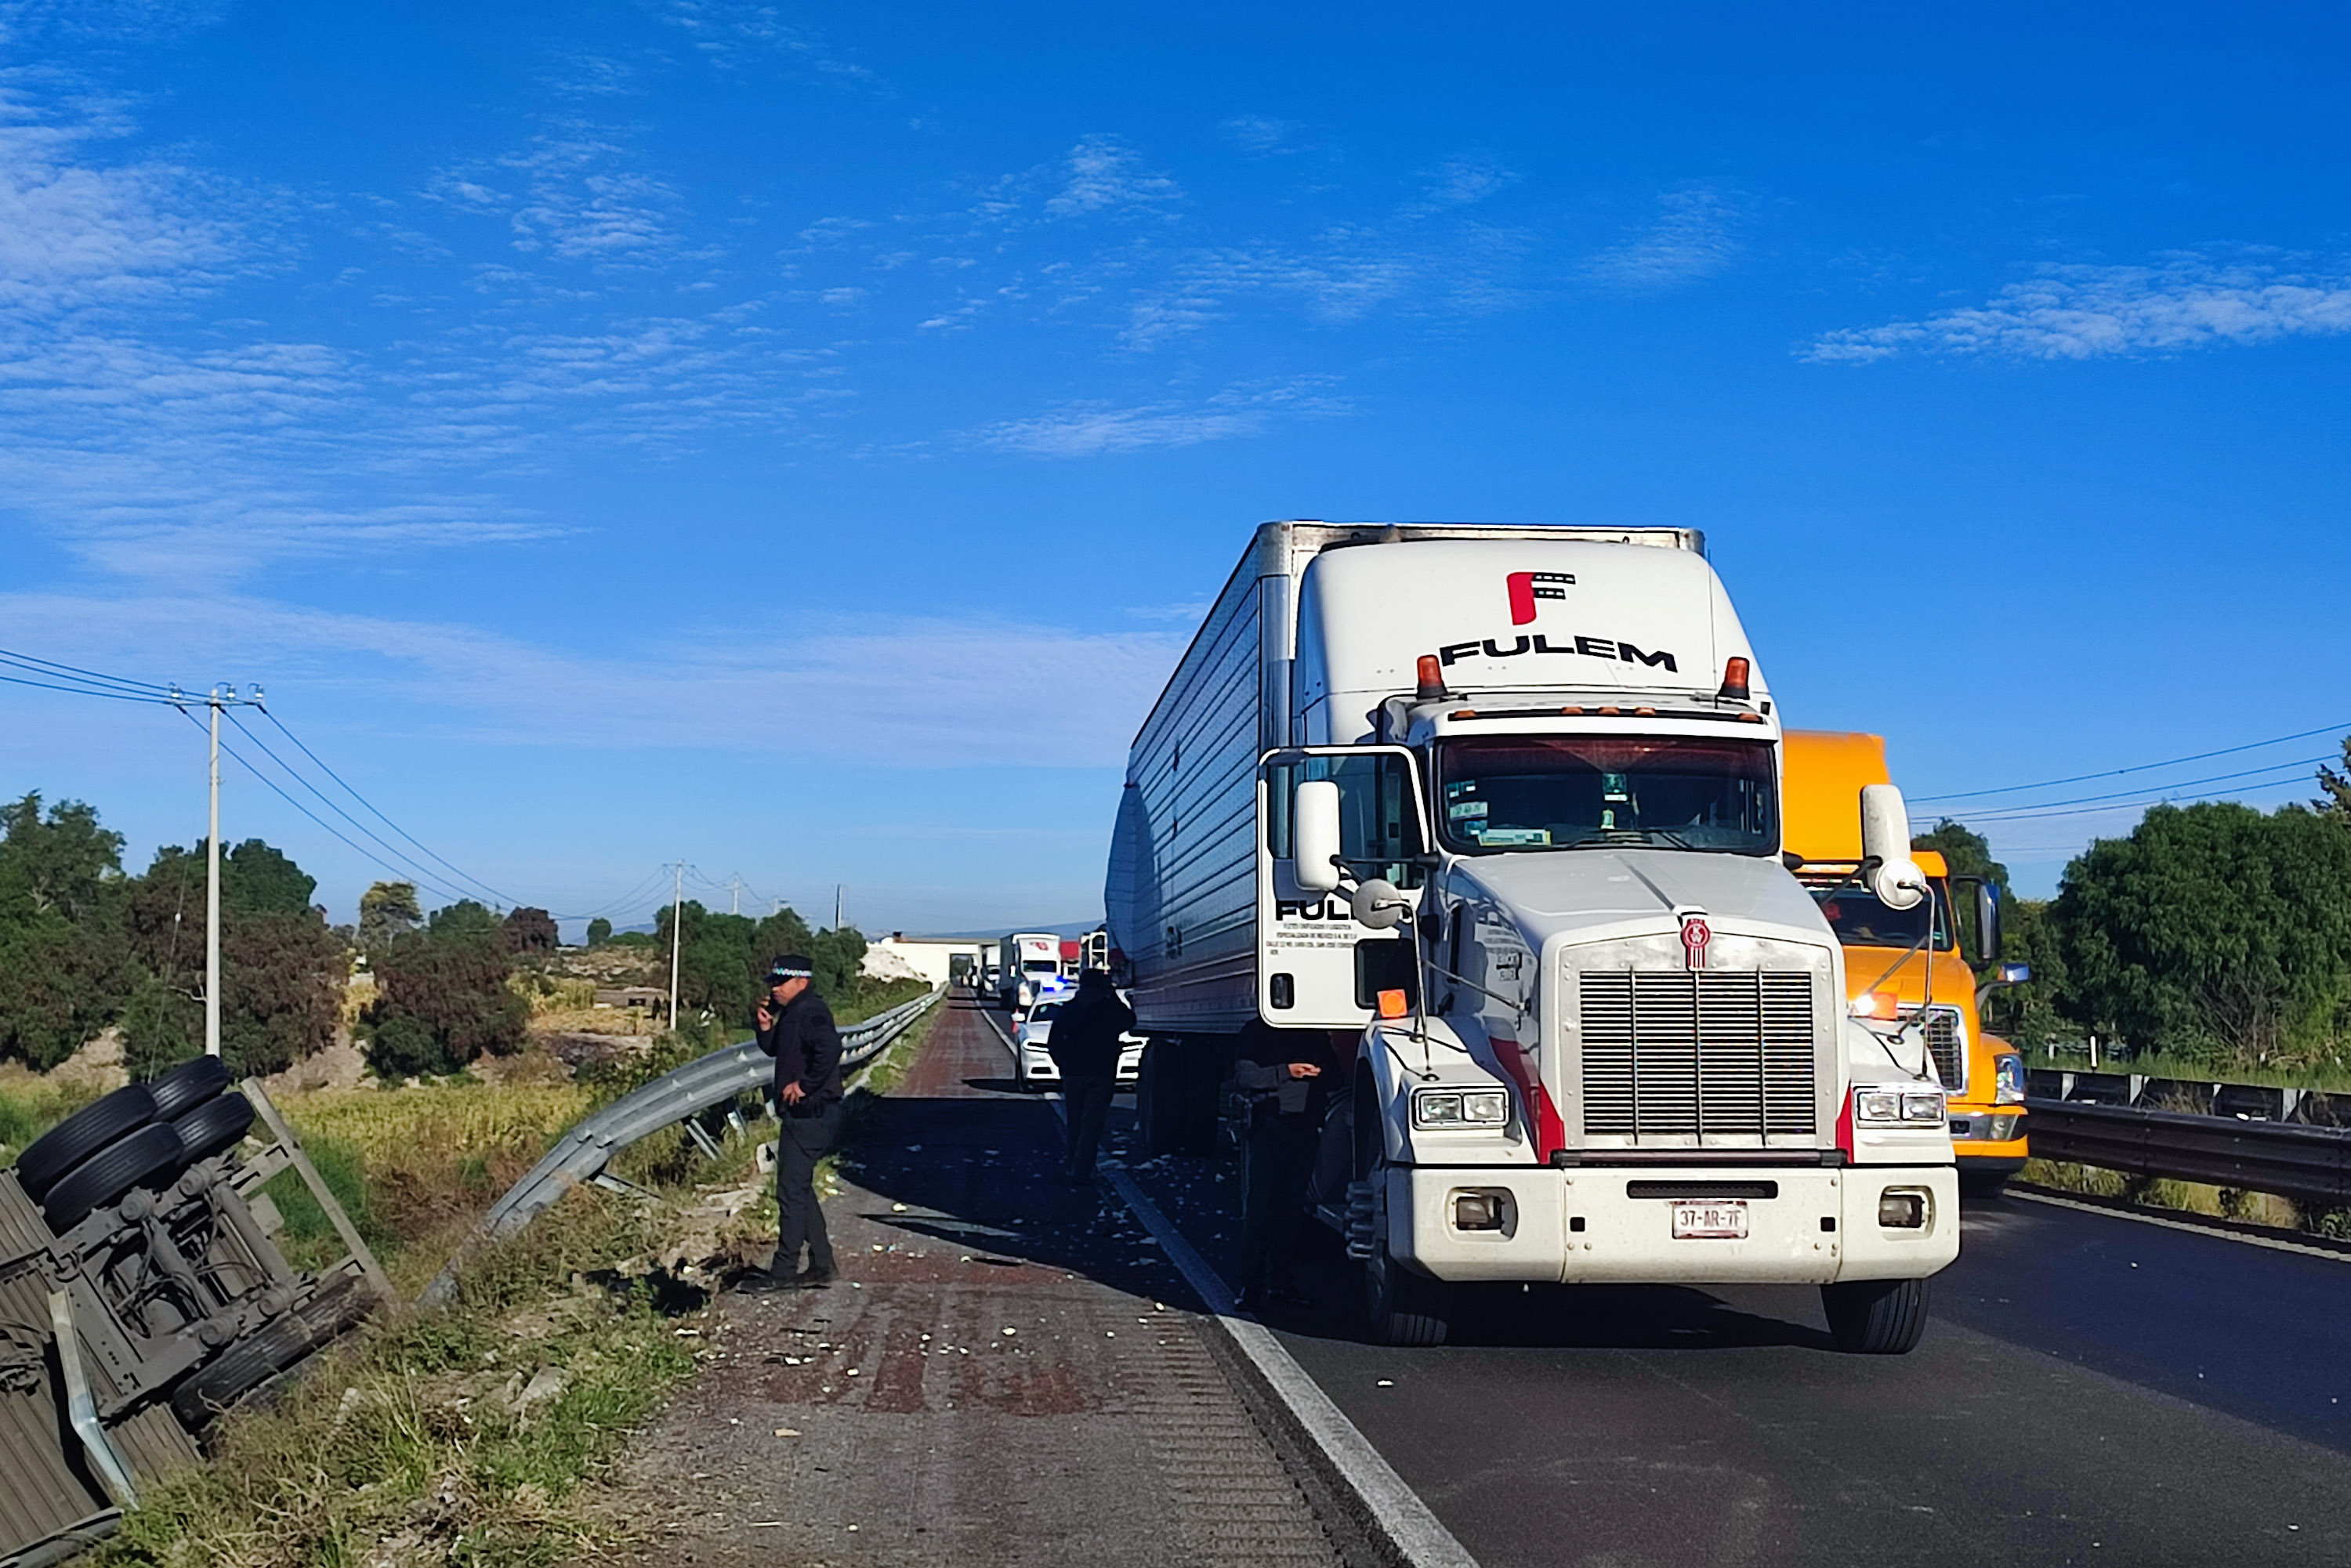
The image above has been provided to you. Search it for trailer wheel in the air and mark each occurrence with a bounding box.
[147,1053,234,1121]
[172,1276,376,1431]
[171,1092,257,1168]
[39,1122,187,1232]
[14,1084,157,1203]
[1821,1275,1931,1354]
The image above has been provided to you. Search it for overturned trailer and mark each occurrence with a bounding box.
[2,1058,386,1566]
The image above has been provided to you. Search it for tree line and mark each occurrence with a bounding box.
[1922,737,2351,1076]
[0,791,878,1085]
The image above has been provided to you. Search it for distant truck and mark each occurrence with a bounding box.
[998,932,1063,1012]
[1107,522,1958,1350]
[1783,732,2030,1196]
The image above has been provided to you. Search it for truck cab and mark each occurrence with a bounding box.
[1783,732,2030,1196]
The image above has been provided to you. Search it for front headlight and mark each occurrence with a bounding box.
[1412,1086,1510,1129]
[1994,1053,2027,1105]
[1855,1087,1946,1124]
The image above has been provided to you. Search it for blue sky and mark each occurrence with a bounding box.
[5,1,2349,932]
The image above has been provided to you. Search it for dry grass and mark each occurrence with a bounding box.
[2023,1158,2309,1229]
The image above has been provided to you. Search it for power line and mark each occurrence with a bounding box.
[174,708,474,906]
[1911,720,2351,803]
[0,669,179,704]
[552,865,676,922]
[0,647,178,697]
[223,709,505,910]
[254,706,521,909]
[1925,755,2330,824]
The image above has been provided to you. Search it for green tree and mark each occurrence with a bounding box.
[358,881,421,954]
[360,915,526,1078]
[2317,735,2351,821]
[120,842,344,1079]
[586,916,612,947]
[0,795,134,1068]
[2052,802,2351,1069]
[502,906,559,954]
[812,925,868,999]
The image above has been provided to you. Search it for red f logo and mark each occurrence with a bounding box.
[1506,570,1574,625]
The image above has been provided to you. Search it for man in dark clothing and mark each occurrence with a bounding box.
[750,956,846,1289]
[1233,1019,1346,1313]
[1045,969,1134,1183]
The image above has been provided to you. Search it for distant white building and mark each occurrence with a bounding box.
[862,933,986,987]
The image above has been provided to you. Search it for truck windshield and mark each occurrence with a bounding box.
[1436,737,1776,855]
[1807,882,1956,951]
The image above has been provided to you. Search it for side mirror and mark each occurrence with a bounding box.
[1295,780,1342,893]
[1859,784,1927,911]
[1349,878,1410,930]
[1973,881,2003,967]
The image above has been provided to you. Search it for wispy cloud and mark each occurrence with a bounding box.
[1426,155,1517,208]
[657,0,878,85]
[1580,188,1740,291]
[429,129,695,265]
[1043,136,1182,219]
[0,590,1183,769]
[975,377,1342,458]
[1219,115,1300,157]
[1806,257,2351,362]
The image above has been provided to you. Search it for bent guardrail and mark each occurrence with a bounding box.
[422,986,943,1302]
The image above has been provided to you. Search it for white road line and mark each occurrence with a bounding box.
[2010,1186,2351,1265]
[1103,1166,1481,1568]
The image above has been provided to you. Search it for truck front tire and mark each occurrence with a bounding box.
[1821,1276,1930,1354]
[1364,1237,1451,1346]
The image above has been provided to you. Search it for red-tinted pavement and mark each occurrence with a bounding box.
[580,994,1340,1567]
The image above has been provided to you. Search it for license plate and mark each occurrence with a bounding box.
[1672,1201,1748,1240]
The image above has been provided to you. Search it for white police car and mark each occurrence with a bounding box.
[1012,998,1147,1091]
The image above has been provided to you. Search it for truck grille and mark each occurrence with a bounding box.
[1581,971,1817,1139]
[1913,1005,1964,1093]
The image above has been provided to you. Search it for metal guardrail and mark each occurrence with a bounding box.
[2026,1086,2351,1207]
[422,986,943,1302]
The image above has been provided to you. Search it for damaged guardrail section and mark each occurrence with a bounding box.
[2,1057,389,1566]
[424,985,944,1302]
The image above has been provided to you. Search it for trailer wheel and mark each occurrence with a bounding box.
[147,1053,234,1121]
[171,1092,257,1168]
[39,1122,186,1231]
[14,1084,157,1203]
[1821,1276,1931,1354]
[172,1276,375,1431]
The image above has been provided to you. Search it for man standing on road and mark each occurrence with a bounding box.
[1233,1019,1344,1313]
[750,957,845,1291]
[1045,969,1134,1185]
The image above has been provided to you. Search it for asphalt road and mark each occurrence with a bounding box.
[1248,1193,2351,1568]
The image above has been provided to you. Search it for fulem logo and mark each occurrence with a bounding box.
[1506,570,1574,625]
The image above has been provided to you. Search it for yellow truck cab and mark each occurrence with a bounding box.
[1784,733,2030,1197]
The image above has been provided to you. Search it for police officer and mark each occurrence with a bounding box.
[751,956,845,1290]
[1233,1019,1344,1313]
[1045,969,1134,1184]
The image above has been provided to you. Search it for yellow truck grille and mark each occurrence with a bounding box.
[1913,1005,1965,1094]
[1581,971,1817,1139]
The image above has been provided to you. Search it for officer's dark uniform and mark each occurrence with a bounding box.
[756,962,846,1286]
[1045,971,1135,1182]
[1233,1019,1345,1309]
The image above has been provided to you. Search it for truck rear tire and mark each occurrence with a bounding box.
[147,1053,234,1121]
[171,1275,375,1430]
[171,1092,257,1168]
[15,1084,157,1203]
[1821,1276,1930,1354]
[40,1122,186,1232]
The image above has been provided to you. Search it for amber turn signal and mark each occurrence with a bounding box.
[1377,988,1411,1019]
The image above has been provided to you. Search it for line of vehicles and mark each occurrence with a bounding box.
[1097,521,2034,1352]
[983,929,1143,1089]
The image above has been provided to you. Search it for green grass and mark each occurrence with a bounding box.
[92,1186,698,1567]
[2023,1048,2351,1094]
[0,1076,101,1168]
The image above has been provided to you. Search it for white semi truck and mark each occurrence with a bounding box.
[1105,522,1958,1351]
[998,932,1064,1013]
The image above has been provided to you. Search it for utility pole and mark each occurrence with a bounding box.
[730,875,741,916]
[834,883,843,931]
[175,683,263,1058]
[668,860,684,1030]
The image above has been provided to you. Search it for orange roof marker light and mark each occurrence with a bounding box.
[1377,988,1412,1019]
[1416,654,1448,701]
[1718,656,1751,701]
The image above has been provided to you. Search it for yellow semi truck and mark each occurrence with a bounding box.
[1784,732,2030,1197]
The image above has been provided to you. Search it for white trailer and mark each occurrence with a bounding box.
[1106,522,1957,1350]
[998,932,1063,1012]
